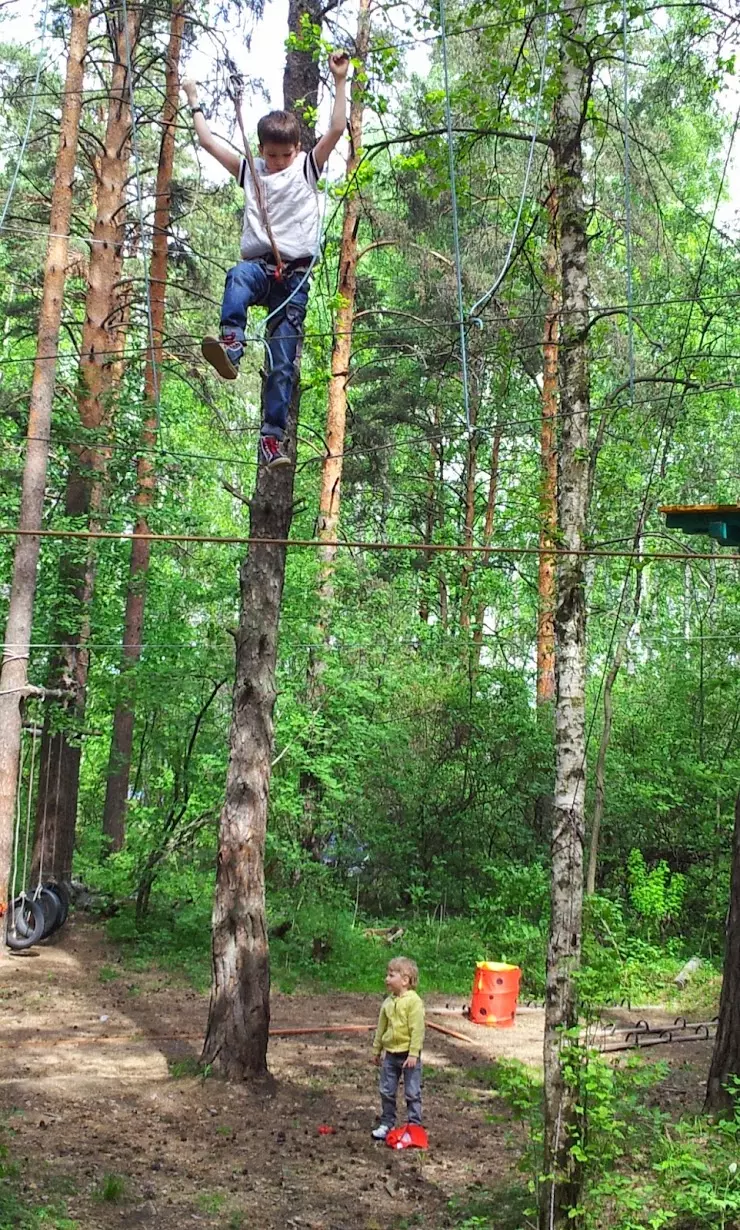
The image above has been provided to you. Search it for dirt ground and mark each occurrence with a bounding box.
[0,919,715,1229]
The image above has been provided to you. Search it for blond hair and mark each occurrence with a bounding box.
[388,956,419,988]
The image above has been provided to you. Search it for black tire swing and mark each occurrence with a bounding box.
[6,895,45,950]
[5,728,68,951]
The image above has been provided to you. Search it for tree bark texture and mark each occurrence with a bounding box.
[537,190,559,709]
[32,6,141,884]
[103,2,185,853]
[705,791,740,1114]
[202,4,322,1080]
[541,5,591,1226]
[0,4,90,916]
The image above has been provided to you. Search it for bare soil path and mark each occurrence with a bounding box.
[0,919,543,1230]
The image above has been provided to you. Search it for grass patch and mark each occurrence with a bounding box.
[97,965,119,984]
[167,1057,212,1080]
[196,1191,226,1214]
[94,1173,126,1204]
[0,1128,78,1229]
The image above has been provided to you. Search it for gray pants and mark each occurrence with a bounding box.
[379,1051,423,1126]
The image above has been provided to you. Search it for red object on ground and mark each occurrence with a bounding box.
[469,962,521,1028]
[385,1124,428,1150]
[317,1125,336,1135]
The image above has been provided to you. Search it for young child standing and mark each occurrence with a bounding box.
[182,55,349,468]
[371,957,425,1140]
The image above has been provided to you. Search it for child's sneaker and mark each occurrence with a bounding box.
[371,1124,390,1140]
[259,435,291,469]
[201,334,242,380]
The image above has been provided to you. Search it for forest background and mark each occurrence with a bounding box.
[0,0,740,1138]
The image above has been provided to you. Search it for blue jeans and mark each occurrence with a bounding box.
[379,1051,423,1127]
[221,259,310,440]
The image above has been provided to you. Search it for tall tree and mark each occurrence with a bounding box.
[705,790,740,1114]
[102,2,186,852]
[308,0,371,702]
[0,4,91,914]
[537,189,559,708]
[201,0,325,1080]
[541,0,591,1222]
[31,2,142,884]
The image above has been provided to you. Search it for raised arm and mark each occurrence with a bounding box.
[182,78,242,180]
[313,53,350,173]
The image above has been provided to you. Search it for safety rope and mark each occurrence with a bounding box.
[468,2,551,321]
[0,0,51,233]
[621,0,635,402]
[9,736,26,927]
[438,0,472,436]
[34,728,53,895]
[226,64,285,276]
[121,0,159,407]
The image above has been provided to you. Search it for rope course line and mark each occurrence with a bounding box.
[621,0,635,403]
[468,2,551,320]
[0,0,50,233]
[576,97,740,805]
[0,525,737,563]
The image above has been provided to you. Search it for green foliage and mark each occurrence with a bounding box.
[627,851,686,938]
[479,1049,740,1229]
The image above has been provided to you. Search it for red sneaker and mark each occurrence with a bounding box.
[259,435,291,468]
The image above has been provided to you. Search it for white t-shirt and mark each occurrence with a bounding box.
[237,148,322,262]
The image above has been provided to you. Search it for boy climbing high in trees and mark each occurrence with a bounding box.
[183,54,349,468]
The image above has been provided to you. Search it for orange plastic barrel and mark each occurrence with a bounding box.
[469,961,521,1028]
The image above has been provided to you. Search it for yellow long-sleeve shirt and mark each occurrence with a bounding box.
[372,989,425,1057]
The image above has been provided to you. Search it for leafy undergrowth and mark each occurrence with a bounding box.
[463,1055,740,1230]
[76,844,715,1011]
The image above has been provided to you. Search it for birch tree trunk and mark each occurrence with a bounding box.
[202,0,322,1080]
[31,5,140,885]
[541,2,591,1223]
[537,190,559,708]
[0,4,90,916]
[102,2,185,852]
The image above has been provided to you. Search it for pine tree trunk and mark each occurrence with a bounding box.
[32,6,140,884]
[306,0,370,705]
[0,4,90,915]
[103,3,185,853]
[705,790,740,1114]
[537,190,559,709]
[202,2,322,1081]
[541,1,591,1223]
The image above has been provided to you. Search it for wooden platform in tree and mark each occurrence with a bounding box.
[660,504,740,547]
